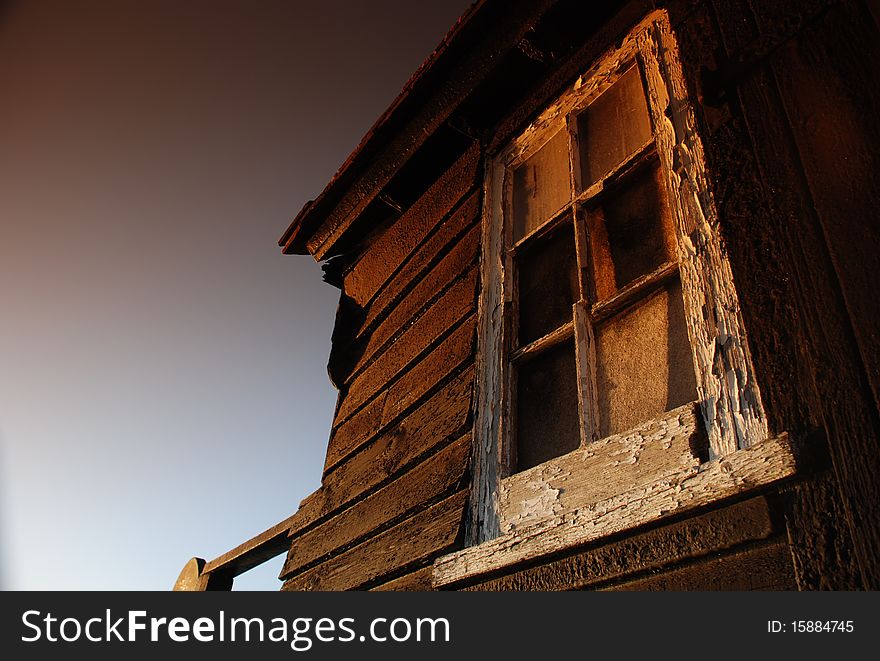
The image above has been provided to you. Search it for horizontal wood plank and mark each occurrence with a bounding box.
[370,565,434,591]
[343,143,480,306]
[314,370,473,520]
[380,316,476,426]
[324,393,387,476]
[283,436,470,578]
[604,539,796,591]
[434,433,796,587]
[498,402,704,533]
[334,269,477,424]
[350,222,481,380]
[462,496,775,590]
[362,191,481,334]
[282,491,468,590]
[326,319,475,473]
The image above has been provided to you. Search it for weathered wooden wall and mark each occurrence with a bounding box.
[279,143,482,591]
[672,0,879,589]
[279,0,879,591]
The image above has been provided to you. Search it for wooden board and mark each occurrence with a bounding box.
[283,436,470,579]
[707,0,878,588]
[334,269,477,424]
[343,143,480,306]
[325,320,475,473]
[604,539,796,590]
[319,372,474,519]
[282,492,468,591]
[783,471,862,590]
[462,496,775,591]
[370,566,434,592]
[381,316,476,425]
[362,190,481,335]
[349,222,480,380]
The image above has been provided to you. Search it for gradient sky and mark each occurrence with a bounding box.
[0,0,471,590]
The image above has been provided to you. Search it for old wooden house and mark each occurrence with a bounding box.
[176,0,880,591]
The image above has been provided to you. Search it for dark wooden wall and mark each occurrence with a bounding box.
[672,0,880,589]
[280,0,880,590]
[279,143,482,591]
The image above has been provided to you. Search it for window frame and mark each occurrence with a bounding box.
[448,11,793,584]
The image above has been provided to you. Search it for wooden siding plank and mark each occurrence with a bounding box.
[462,496,775,591]
[603,539,796,591]
[326,318,475,473]
[323,393,386,474]
[282,492,468,591]
[783,472,862,590]
[349,221,481,380]
[314,370,473,522]
[362,190,481,334]
[380,316,476,426]
[343,143,480,305]
[283,436,470,579]
[370,566,434,592]
[334,269,477,425]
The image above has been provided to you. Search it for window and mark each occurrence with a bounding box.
[437,11,796,587]
[507,60,697,473]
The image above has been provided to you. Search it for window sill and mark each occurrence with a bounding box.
[432,410,796,588]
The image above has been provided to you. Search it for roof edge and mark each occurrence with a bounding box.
[278,0,485,257]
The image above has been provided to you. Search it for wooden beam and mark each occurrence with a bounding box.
[201,515,297,578]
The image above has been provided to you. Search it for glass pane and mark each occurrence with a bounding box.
[577,64,652,188]
[516,341,581,471]
[594,279,696,438]
[517,222,578,346]
[512,130,571,242]
[589,162,677,301]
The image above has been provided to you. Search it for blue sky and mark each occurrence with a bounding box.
[0,0,471,591]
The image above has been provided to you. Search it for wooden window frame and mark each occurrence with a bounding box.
[435,11,795,588]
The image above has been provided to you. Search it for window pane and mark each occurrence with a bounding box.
[517,222,578,346]
[512,130,571,242]
[577,65,652,188]
[516,341,581,471]
[594,279,696,438]
[589,162,677,301]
